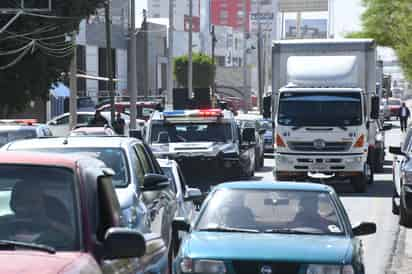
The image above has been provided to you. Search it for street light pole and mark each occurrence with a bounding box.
[257,0,263,114]
[188,0,193,98]
[105,0,115,123]
[167,0,175,109]
[242,0,249,111]
[69,32,77,130]
[128,0,137,129]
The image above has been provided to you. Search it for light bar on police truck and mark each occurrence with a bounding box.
[163,109,223,118]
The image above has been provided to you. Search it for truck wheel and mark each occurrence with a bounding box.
[351,175,367,193]
[399,197,412,228]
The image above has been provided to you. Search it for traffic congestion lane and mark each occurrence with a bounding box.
[258,121,401,274]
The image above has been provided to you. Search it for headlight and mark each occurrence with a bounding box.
[306,264,347,274]
[180,258,226,274]
[345,157,363,163]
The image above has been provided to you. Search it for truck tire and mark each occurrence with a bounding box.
[351,175,367,193]
[399,197,412,228]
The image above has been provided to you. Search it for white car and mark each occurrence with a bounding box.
[47,111,144,137]
[158,158,202,221]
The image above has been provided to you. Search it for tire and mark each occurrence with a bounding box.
[399,197,412,228]
[392,196,400,215]
[351,175,367,193]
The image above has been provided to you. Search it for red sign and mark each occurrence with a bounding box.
[184,15,200,32]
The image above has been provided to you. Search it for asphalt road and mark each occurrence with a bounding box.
[254,120,402,274]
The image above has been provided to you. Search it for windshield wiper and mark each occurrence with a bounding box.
[0,240,56,254]
[264,228,323,235]
[198,226,259,233]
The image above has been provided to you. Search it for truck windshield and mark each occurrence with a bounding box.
[151,122,233,143]
[278,92,362,127]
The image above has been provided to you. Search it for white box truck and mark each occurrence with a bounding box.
[272,39,380,192]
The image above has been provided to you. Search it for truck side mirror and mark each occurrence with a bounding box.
[371,96,380,120]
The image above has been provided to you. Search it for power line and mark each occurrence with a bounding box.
[0,42,32,70]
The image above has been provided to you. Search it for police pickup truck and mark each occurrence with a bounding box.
[145,109,256,183]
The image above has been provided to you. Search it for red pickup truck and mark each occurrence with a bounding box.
[0,152,167,274]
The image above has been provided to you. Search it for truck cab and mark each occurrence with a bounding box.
[272,40,380,192]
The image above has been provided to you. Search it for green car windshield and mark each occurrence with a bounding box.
[0,165,80,251]
[196,189,345,235]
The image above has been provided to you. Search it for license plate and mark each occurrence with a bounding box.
[311,163,328,170]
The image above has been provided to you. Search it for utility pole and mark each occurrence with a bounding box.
[105,0,115,123]
[143,9,149,97]
[69,32,77,130]
[211,25,217,106]
[257,0,263,114]
[188,0,193,98]
[242,0,249,111]
[128,0,137,129]
[167,0,175,109]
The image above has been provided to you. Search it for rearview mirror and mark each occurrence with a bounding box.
[141,174,170,191]
[103,227,146,259]
[371,96,380,120]
[352,222,376,236]
[264,198,290,206]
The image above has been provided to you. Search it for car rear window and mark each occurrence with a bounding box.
[0,165,80,251]
[0,129,37,147]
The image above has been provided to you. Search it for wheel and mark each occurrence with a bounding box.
[351,175,367,193]
[399,197,412,227]
[392,196,400,215]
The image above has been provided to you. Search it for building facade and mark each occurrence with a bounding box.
[211,0,251,31]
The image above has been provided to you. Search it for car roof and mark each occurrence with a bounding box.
[0,151,102,169]
[0,125,39,131]
[214,181,333,192]
[6,136,141,150]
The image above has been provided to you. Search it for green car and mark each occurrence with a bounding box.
[172,181,376,274]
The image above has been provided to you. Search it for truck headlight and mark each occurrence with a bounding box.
[180,258,226,274]
[345,157,363,163]
[306,264,354,274]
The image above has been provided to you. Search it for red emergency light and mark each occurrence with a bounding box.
[198,109,223,117]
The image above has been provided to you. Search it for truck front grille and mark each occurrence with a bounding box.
[288,141,352,152]
[231,260,300,274]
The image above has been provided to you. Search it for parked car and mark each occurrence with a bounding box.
[390,127,412,227]
[0,151,162,274]
[0,120,53,147]
[369,120,392,172]
[235,114,266,169]
[158,159,202,221]
[69,125,116,136]
[387,97,402,120]
[3,136,178,264]
[260,118,274,153]
[47,112,136,137]
[172,181,376,274]
[380,99,390,121]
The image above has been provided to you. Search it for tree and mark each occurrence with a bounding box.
[173,53,216,88]
[0,0,104,116]
[347,0,412,80]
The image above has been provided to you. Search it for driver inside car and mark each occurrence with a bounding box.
[221,192,256,228]
[288,195,336,233]
[7,180,73,248]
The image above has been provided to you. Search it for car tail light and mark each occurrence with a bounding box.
[276,134,286,147]
[354,135,365,148]
[198,109,223,117]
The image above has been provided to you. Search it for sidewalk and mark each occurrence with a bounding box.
[387,227,412,274]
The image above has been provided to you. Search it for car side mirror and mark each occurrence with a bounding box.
[371,96,380,120]
[258,128,266,135]
[172,217,190,233]
[242,127,256,144]
[103,227,146,260]
[184,188,203,202]
[352,222,376,236]
[141,174,170,191]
